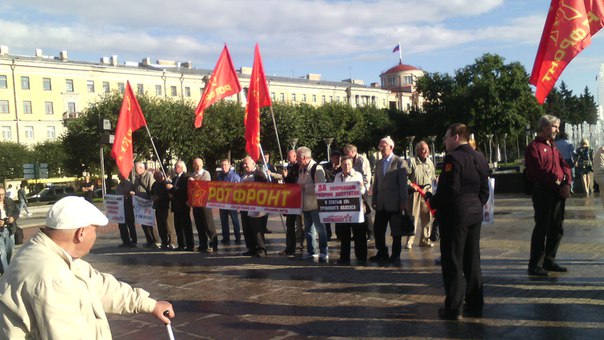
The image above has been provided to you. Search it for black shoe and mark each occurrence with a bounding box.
[389,257,402,267]
[235,238,242,244]
[438,308,462,321]
[184,247,195,252]
[254,250,267,258]
[265,229,272,234]
[369,255,387,263]
[220,238,230,244]
[463,307,483,318]
[528,267,550,276]
[336,258,350,265]
[242,250,256,256]
[357,260,367,266]
[118,243,130,248]
[212,245,218,252]
[543,263,568,272]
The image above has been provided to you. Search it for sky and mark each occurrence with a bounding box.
[1,0,604,101]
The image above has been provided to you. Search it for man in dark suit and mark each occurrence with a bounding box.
[240,156,269,257]
[168,160,194,251]
[370,136,408,265]
[280,150,303,256]
[428,123,489,321]
[189,158,218,253]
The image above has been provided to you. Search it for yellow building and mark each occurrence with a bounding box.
[379,63,425,111]
[0,45,412,146]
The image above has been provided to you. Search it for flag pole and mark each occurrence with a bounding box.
[398,42,402,65]
[143,125,167,177]
[268,106,284,162]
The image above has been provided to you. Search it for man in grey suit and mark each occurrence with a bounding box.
[370,136,408,264]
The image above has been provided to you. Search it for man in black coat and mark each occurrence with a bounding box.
[0,186,19,274]
[428,123,489,321]
[280,150,303,256]
[168,160,194,251]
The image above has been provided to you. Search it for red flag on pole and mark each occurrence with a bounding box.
[111,81,147,179]
[194,45,242,128]
[245,44,272,161]
[530,0,604,104]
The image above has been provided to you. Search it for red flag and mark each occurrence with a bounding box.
[530,0,604,104]
[194,45,242,128]
[245,44,272,161]
[111,81,147,179]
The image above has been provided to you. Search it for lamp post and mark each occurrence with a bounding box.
[502,133,508,164]
[428,135,437,163]
[486,134,494,167]
[406,136,415,159]
[525,124,531,146]
[323,137,334,162]
[289,138,298,151]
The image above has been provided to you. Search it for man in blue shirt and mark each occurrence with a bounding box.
[217,159,242,244]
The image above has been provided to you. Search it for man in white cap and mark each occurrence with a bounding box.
[0,196,174,339]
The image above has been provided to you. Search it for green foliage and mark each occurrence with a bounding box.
[544,82,598,125]
[0,142,32,181]
[31,141,68,177]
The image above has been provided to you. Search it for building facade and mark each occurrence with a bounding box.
[379,63,425,111]
[0,45,413,146]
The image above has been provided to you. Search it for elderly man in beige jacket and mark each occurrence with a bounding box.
[0,196,174,339]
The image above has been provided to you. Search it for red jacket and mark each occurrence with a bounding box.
[525,136,572,191]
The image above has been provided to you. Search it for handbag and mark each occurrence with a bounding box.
[389,212,415,237]
[14,226,24,245]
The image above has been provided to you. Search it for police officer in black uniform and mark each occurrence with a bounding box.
[427,123,489,320]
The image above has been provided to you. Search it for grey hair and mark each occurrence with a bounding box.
[380,136,395,148]
[296,146,312,158]
[175,160,187,173]
[415,140,428,153]
[539,114,560,130]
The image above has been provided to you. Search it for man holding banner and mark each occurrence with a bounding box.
[131,162,159,249]
[240,156,269,257]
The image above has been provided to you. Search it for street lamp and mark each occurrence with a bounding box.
[289,138,298,151]
[406,136,415,159]
[323,137,334,162]
[525,124,531,146]
[427,135,437,163]
[486,134,494,167]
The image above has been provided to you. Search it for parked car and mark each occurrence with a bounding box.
[27,186,76,203]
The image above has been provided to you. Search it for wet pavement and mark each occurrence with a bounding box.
[18,194,604,339]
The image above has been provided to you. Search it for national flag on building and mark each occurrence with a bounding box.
[392,44,400,53]
[111,81,147,179]
[530,0,604,104]
[245,44,272,161]
[194,45,242,128]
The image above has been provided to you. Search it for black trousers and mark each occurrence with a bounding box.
[118,216,137,245]
[174,205,194,249]
[440,221,483,313]
[285,214,303,253]
[241,211,267,253]
[338,222,367,261]
[156,207,176,246]
[530,185,565,269]
[373,210,403,260]
[193,207,218,250]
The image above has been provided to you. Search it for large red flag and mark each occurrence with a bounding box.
[194,45,242,128]
[111,81,147,179]
[245,44,272,161]
[530,0,604,104]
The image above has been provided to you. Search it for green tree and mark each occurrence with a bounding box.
[0,142,32,181]
[31,141,67,177]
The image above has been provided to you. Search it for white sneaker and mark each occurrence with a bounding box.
[319,253,329,262]
[27,213,32,217]
[301,253,318,260]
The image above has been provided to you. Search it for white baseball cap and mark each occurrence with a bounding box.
[46,196,109,230]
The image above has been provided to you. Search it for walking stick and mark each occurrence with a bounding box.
[163,310,175,340]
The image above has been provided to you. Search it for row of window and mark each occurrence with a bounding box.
[1,125,56,141]
[268,92,383,106]
[0,100,75,115]
[0,75,195,98]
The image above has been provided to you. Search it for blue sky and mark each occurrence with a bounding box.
[1,0,603,100]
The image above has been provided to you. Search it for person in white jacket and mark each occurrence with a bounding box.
[0,196,174,339]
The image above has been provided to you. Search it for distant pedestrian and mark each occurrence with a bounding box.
[17,184,31,217]
[5,185,14,200]
[575,138,594,195]
[427,123,489,321]
[0,186,19,275]
[594,145,604,208]
[525,115,572,277]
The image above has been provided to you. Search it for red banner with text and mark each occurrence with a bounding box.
[188,180,302,214]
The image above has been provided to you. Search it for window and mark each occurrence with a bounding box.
[1,126,11,140]
[43,78,52,91]
[336,96,340,102]
[329,96,333,103]
[291,93,296,102]
[171,86,177,96]
[280,93,285,102]
[0,100,9,113]
[103,81,110,93]
[45,101,54,115]
[302,94,307,102]
[271,92,276,101]
[155,85,162,96]
[403,75,413,85]
[0,75,7,89]
[67,102,76,114]
[185,87,191,97]
[388,77,396,86]
[137,84,144,95]
[47,126,56,139]
[21,76,30,90]
[24,126,34,140]
[117,82,125,93]
[312,94,317,103]
[23,101,32,114]
[87,80,95,93]
[66,79,74,92]
[322,95,326,104]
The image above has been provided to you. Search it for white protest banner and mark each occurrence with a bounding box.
[315,182,364,224]
[133,196,155,226]
[104,194,125,224]
[483,177,495,224]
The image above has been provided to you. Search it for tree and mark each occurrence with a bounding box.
[0,142,31,181]
[31,141,67,177]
